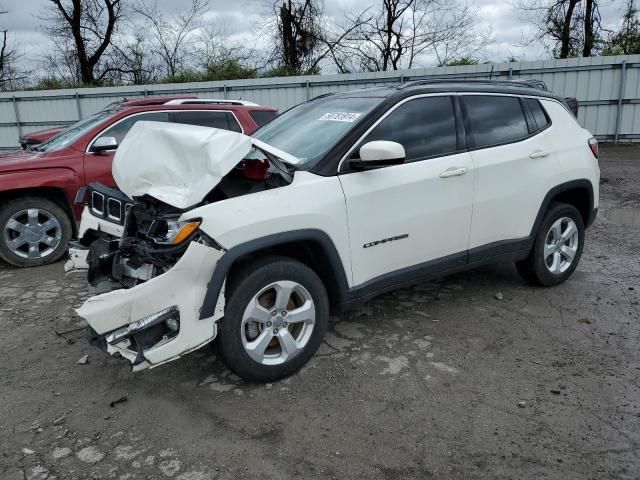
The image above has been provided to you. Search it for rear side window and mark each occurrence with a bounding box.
[359,96,458,162]
[523,98,551,131]
[250,110,278,127]
[463,96,529,148]
[173,111,242,132]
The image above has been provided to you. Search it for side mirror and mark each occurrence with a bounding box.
[350,141,405,170]
[91,136,118,153]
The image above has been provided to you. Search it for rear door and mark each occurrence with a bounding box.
[338,95,474,286]
[83,111,170,187]
[461,94,559,257]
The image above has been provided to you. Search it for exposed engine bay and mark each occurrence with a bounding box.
[85,156,292,293]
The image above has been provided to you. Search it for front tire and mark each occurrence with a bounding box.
[0,197,72,267]
[216,256,329,383]
[516,202,585,286]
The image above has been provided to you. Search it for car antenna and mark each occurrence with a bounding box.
[489,65,494,80]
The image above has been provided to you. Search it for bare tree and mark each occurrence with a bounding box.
[132,0,207,79]
[0,9,21,90]
[582,0,603,56]
[43,0,124,85]
[109,34,160,85]
[196,23,258,79]
[338,0,485,72]
[516,0,604,58]
[603,0,640,55]
[263,0,370,75]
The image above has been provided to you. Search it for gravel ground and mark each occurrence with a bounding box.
[1,144,639,480]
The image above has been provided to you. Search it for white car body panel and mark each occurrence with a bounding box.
[338,151,474,285]
[186,171,354,286]
[78,205,124,239]
[76,242,225,368]
[466,104,559,247]
[539,99,600,207]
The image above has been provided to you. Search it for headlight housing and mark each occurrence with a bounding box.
[163,219,201,245]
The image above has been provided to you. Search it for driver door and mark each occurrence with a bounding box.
[83,111,170,187]
[338,95,474,286]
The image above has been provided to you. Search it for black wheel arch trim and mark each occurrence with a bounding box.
[199,229,350,319]
[530,179,596,236]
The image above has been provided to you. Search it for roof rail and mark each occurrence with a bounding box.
[399,78,548,91]
[163,98,260,106]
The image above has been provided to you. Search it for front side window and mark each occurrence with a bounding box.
[98,111,170,145]
[463,95,529,148]
[356,96,458,162]
[173,111,241,132]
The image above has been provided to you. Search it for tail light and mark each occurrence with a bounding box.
[588,137,598,160]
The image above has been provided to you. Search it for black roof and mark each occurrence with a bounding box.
[319,80,563,103]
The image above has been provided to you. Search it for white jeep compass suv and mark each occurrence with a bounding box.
[77,80,600,382]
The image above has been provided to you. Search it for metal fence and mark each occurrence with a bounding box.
[1,54,639,150]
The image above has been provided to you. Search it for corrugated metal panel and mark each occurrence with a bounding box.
[1,55,640,149]
[0,125,19,147]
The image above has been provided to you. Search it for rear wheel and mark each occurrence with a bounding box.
[0,197,72,267]
[516,202,584,286]
[216,256,329,383]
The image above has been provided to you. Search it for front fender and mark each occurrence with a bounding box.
[0,168,81,217]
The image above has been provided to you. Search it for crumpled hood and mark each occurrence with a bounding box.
[112,121,299,209]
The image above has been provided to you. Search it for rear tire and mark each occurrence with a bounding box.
[216,256,329,383]
[516,202,584,286]
[0,197,72,268]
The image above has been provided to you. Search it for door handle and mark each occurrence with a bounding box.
[529,150,550,159]
[439,167,467,178]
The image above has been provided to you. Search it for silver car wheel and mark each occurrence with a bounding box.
[241,280,316,366]
[544,217,579,274]
[2,208,62,259]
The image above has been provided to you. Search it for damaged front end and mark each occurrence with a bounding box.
[76,121,298,371]
[78,198,226,371]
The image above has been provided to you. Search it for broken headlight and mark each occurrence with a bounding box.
[160,219,201,245]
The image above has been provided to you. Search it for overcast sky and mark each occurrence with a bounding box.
[1,0,626,75]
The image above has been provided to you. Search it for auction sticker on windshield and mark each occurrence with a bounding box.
[319,112,361,122]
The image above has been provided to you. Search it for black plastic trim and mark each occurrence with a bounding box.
[199,229,350,319]
[528,179,595,238]
[586,207,598,228]
[467,238,531,264]
[342,251,466,307]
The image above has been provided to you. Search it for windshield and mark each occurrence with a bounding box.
[252,96,380,168]
[35,111,114,152]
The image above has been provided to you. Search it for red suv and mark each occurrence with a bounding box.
[0,96,278,267]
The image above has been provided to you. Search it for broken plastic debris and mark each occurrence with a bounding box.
[77,355,89,364]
